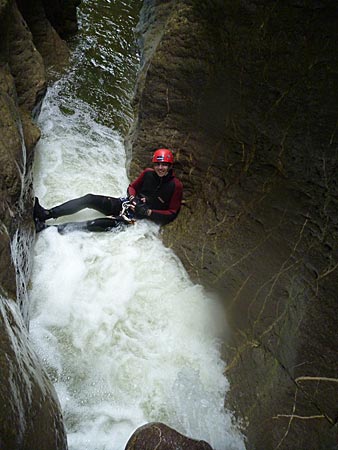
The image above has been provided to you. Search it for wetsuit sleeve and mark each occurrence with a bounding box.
[150,178,183,225]
[127,169,149,197]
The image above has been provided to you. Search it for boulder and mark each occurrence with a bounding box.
[125,422,213,450]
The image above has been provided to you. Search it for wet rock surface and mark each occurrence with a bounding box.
[125,422,213,450]
[0,0,79,448]
[0,297,68,450]
[127,0,338,449]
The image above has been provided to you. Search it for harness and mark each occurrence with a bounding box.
[117,199,136,224]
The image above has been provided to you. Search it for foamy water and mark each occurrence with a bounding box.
[29,84,246,450]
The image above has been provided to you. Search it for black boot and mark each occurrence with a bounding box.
[34,197,52,221]
[34,217,49,233]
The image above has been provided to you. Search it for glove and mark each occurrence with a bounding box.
[134,202,151,218]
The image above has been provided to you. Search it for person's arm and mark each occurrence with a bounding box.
[149,178,183,225]
[127,169,151,199]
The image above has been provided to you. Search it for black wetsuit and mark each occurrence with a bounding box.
[127,168,183,224]
[55,216,126,234]
[37,169,183,232]
[49,194,122,217]
[44,194,123,233]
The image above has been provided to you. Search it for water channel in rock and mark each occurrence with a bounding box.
[29,1,246,449]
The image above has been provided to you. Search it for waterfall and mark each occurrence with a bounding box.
[29,1,246,449]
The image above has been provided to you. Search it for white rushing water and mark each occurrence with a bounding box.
[29,70,245,450]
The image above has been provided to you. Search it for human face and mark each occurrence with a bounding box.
[153,162,171,177]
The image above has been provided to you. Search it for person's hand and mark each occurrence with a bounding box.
[134,202,151,218]
[129,195,146,205]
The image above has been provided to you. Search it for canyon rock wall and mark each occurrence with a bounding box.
[127,1,338,449]
[0,0,78,448]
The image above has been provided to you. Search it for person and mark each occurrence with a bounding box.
[33,148,183,233]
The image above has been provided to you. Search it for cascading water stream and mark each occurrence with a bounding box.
[29,1,246,449]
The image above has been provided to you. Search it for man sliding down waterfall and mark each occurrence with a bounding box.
[33,148,183,233]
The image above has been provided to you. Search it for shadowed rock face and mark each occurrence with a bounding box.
[0,0,47,299]
[127,0,338,449]
[0,297,68,450]
[0,0,79,448]
[125,422,213,450]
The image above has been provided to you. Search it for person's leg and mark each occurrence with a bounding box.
[50,194,121,217]
[34,194,122,220]
[35,217,124,234]
[56,217,122,233]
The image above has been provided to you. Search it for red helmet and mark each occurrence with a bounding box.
[152,148,174,164]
